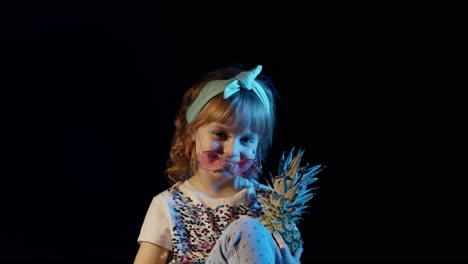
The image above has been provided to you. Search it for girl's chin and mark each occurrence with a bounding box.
[211,170,235,179]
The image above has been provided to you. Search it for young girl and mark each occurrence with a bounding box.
[134,64,303,263]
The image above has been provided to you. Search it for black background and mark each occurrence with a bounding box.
[4,2,467,263]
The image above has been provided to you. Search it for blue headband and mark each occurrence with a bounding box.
[186,65,271,123]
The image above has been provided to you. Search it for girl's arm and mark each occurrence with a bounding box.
[134,241,171,264]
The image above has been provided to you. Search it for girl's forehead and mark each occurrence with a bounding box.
[200,122,256,135]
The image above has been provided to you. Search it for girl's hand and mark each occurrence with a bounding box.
[273,231,303,263]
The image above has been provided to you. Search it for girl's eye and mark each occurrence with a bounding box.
[242,137,255,143]
[212,131,227,138]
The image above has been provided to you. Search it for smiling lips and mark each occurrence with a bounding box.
[196,151,260,177]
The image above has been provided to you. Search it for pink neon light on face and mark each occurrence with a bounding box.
[196,151,260,177]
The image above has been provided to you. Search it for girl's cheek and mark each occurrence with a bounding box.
[209,141,222,151]
[242,147,256,159]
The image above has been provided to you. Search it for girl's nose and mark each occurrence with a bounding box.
[222,139,240,158]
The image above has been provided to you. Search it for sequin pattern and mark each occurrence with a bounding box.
[169,186,264,263]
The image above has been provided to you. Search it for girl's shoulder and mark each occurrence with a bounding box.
[148,182,184,203]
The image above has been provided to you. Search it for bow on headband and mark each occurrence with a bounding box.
[186,65,271,123]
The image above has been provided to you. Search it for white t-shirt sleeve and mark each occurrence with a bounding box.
[137,193,173,251]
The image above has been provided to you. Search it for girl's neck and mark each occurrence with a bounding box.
[188,173,241,198]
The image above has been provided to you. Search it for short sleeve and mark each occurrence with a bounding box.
[137,194,173,251]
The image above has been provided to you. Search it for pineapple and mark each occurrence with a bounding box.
[257,147,324,253]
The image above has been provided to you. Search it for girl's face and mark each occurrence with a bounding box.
[194,122,260,178]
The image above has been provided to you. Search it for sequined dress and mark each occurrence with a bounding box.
[137,180,265,263]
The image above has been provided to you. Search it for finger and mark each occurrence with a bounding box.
[294,247,303,261]
[273,231,287,250]
[273,231,294,258]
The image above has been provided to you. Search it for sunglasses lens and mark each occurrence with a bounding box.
[231,159,260,176]
[196,152,222,170]
[196,152,260,177]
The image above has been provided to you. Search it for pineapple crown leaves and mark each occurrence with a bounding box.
[260,147,325,221]
[255,147,324,254]
[279,148,323,187]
